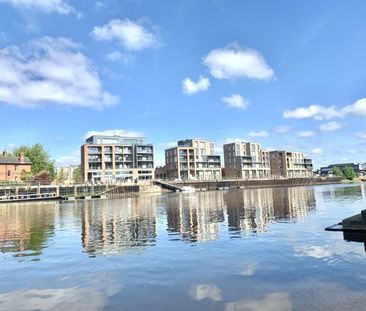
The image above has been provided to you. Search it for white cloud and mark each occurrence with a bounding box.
[311,148,322,154]
[275,125,291,134]
[105,51,135,65]
[283,98,366,120]
[347,149,358,154]
[222,94,249,109]
[319,121,344,131]
[297,131,315,138]
[106,51,122,61]
[283,105,340,120]
[0,37,118,108]
[91,19,159,51]
[182,76,210,95]
[0,0,79,15]
[55,149,80,167]
[83,129,144,140]
[224,137,248,144]
[203,43,274,80]
[356,132,366,139]
[342,98,366,117]
[248,131,269,138]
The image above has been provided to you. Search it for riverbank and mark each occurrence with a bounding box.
[0,177,343,203]
[172,176,343,191]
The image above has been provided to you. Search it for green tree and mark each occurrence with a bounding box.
[342,166,357,181]
[57,168,67,185]
[332,166,343,177]
[72,166,82,184]
[12,143,56,180]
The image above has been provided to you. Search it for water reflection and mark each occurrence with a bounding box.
[81,196,158,256]
[166,191,225,242]
[0,202,56,257]
[167,187,316,241]
[322,184,366,202]
[227,187,316,233]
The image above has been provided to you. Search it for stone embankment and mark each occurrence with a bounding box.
[172,177,343,191]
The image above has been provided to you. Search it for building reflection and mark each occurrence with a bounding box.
[226,187,316,234]
[81,195,158,256]
[166,187,316,241]
[166,191,225,242]
[0,202,56,256]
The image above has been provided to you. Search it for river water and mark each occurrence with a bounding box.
[1,184,366,310]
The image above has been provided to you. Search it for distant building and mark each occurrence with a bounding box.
[0,150,31,182]
[157,139,221,180]
[320,163,366,176]
[223,142,270,179]
[270,151,313,178]
[81,134,154,184]
[56,165,80,185]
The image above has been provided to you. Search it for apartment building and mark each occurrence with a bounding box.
[56,165,80,185]
[160,139,221,180]
[223,142,271,179]
[81,135,154,184]
[269,151,313,178]
[0,150,31,182]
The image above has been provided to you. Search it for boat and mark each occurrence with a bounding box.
[0,193,64,204]
[181,186,196,192]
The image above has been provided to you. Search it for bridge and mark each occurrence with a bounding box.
[153,180,183,192]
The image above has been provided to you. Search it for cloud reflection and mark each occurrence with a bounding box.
[189,284,223,302]
[225,292,292,311]
[0,287,106,311]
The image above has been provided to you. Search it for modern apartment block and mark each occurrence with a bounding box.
[269,151,313,178]
[159,139,221,180]
[223,142,271,179]
[81,135,154,184]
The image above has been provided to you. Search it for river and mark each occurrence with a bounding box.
[1,184,366,310]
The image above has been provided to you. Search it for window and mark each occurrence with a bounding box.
[7,170,10,176]
[15,165,18,171]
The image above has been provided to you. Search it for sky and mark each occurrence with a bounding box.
[1,0,366,168]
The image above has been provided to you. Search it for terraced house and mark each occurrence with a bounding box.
[0,150,31,182]
[81,134,154,184]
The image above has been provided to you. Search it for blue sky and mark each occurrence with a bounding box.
[1,0,366,168]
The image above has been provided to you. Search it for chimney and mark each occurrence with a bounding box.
[2,150,7,157]
[19,152,25,163]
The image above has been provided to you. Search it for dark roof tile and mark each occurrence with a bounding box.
[0,156,32,165]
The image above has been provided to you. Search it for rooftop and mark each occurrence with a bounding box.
[0,156,31,165]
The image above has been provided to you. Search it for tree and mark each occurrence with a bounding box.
[332,166,343,177]
[342,166,357,181]
[33,171,53,184]
[72,166,82,184]
[57,168,67,185]
[12,144,56,180]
